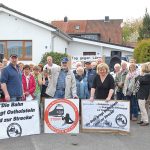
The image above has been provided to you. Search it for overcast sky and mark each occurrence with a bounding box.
[0,0,150,23]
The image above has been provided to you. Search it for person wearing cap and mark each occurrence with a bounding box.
[1,54,23,101]
[85,61,96,96]
[46,57,78,99]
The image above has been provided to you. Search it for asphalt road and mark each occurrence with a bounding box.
[0,120,150,150]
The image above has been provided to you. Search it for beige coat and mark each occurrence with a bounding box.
[46,66,77,98]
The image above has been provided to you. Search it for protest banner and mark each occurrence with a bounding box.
[0,101,40,139]
[81,100,130,133]
[71,55,101,68]
[44,99,79,134]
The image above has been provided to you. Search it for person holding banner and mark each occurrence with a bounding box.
[85,61,96,95]
[1,54,23,101]
[22,65,36,101]
[46,57,78,99]
[0,62,5,102]
[90,63,115,102]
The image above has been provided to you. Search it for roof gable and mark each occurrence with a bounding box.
[0,3,72,41]
[52,19,123,44]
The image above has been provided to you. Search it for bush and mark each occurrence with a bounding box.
[40,51,68,66]
[134,39,150,63]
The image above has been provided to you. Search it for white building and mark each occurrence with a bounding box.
[0,4,134,65]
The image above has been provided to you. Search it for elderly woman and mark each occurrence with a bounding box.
[75,66,89,99]
[110,63,121,79]
[137,63,150,126]
[90,63,115,101]
[123,63,139,121]
[22,65,36,101]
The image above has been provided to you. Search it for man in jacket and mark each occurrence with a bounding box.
[46,57,78,99]
[115,61,128,100]
[1,54,23,101]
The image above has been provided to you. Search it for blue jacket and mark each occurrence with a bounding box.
[75,75,89,99]
[1,63,23,97]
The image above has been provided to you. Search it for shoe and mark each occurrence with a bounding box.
[137,121,143,124]
[140,122,149,126]
[132,117,137,121]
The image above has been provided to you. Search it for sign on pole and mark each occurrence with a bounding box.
[81,100,130,133]
[44,99,79,133]
[0,101,40,139]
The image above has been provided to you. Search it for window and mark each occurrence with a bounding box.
[0,40,32,60]
[0,42,4,54]
[83,52,96,56]
[81,34,100,41]
[75,25,80,30]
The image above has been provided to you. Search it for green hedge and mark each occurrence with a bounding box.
[134,39,150,63]
[40,52,68,66]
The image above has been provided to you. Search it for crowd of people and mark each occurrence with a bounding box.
[0,54,150,126]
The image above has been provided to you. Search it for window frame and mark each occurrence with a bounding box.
[0,40,32,61]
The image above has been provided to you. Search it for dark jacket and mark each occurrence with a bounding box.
[137,74,150,100]
[86,69,97,91]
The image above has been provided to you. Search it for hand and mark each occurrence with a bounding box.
[105,97,111,102]
[89,96,94,102]
[5,94,10,101]
[25,92,29,96]
[118,82,123,88]
[73,95,78,99]
[22,94,26,101]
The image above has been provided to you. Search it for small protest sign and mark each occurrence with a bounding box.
[0,101,40,139]
[44,99,79,133]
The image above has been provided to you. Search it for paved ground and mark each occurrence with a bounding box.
[0,120,150,150]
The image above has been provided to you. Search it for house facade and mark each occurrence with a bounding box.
[0,4,71,64]
[0,4,133,67]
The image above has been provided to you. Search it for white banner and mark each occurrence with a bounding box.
[72,56,101,62]
[71,56,101,69]
[82,100,130,132]
[0,101,40,139]
[44,99,79,134]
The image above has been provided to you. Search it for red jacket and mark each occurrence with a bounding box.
[22,73,36,100]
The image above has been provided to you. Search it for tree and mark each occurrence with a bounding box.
[122,19,142,45]
[138,9,150,40]
[40,51,68,66]
[134,39,150,63]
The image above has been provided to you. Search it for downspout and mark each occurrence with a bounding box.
[51,35,57,52]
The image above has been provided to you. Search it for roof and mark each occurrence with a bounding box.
[52,19,123,44]
[72,37,134,52]
[0,3,72,41]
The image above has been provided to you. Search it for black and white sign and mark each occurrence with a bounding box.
[82,100,130,132]
[44,99,79,133]
[0,101,40,139]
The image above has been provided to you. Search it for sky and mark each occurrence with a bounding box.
[0,0,150,23]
